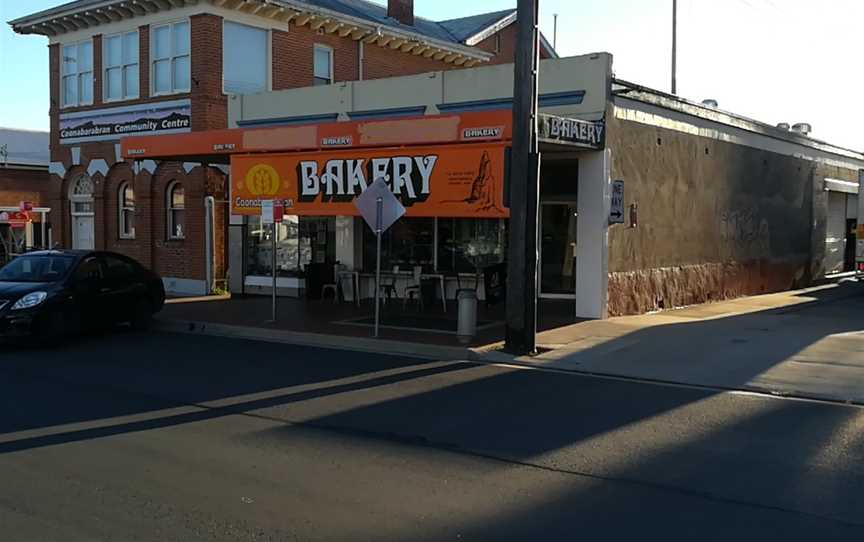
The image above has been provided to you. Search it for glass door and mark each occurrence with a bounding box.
[540,203,577,298]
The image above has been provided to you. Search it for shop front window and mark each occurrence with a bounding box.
[246,216,335,277]
[362,218,435,272]
[437,218,507,273]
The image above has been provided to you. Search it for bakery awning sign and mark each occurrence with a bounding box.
[231,143,509,218]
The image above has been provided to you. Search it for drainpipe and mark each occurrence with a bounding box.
[359,40,365,81]
[204,196,215,295]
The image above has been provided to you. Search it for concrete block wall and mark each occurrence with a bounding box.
[605,113,860,316]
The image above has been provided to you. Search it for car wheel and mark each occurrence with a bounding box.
[130,299,153,331]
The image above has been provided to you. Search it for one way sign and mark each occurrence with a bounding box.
[609,180,625,225]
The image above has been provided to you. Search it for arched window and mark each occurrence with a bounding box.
[69,174,95,250]
[167,181,185,239]
[119,182,135,239]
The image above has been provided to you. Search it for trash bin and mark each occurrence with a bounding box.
[457,289,478,344]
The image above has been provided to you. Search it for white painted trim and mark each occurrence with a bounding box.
[137,160,158,174]
[211,164,230,175]
[114,144,122,163]
[464,11,517,46]
[576,149,611,320]
[49,162,66,178]
[183,162,198,174]
[86,158,109,177]
[825,178,859,195]
[70,147,81,165]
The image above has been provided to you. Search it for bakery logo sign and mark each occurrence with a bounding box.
[298,154,438,205]
[462,127,503,141]
[538,114,606,149]
[59,99,192,144]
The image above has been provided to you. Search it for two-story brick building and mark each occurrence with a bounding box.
[10,0,550,295]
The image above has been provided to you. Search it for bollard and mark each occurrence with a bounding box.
[457,289,478,344]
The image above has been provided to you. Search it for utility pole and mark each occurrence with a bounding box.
[671,0,678,94]
[505,0,541,356]
[553,13,558,50]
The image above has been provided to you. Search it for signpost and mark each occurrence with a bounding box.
[610,180,625,225]
[355,178,406,338]
[261,200,277,322]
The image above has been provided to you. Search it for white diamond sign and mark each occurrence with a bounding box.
[355,178,406,233]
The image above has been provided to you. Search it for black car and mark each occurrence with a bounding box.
[0,250,165,343]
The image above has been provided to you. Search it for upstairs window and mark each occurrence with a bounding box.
[313,45,333,86]
[223,21,268,95]
[152,21,190,95]
[104,31,139,101]
[62,40,93,107]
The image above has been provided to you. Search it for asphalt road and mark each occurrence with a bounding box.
[2,330,864,541]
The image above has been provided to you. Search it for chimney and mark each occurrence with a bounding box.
[388,0,414,26]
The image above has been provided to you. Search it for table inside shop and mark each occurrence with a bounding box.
[353,271,485,312]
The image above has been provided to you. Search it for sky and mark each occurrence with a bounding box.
[0,0,861,150]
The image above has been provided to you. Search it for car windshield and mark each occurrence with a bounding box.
[0,255,75,283]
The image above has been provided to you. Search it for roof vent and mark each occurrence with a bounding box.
[702,99,719,108]
[791,123,812,136]
[777,123,791,130]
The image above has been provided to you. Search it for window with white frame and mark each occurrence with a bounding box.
[313,45,333,86]
[119,182,135,239]
[104,31,139,101]
[152,21,190,95]
[167,182,185,239]
[223,21,268,95]
[61,40,93,107]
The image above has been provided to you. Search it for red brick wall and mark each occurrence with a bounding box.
[92,34,103,105]
[362,41,458,80]
[191,14,227,132]
[139,25,150,100]
[0,167,60,246]
[272,24,359,89]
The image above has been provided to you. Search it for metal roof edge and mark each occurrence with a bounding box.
[612,78,864,161]
[463,11,517,46]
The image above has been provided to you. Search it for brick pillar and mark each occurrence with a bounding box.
[93,34,103,105]
[190,14,227,132]
[139,25,150,100]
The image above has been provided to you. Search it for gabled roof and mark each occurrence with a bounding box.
[8,1,555,66]
[0,128,50,169]
[439,8,515,43]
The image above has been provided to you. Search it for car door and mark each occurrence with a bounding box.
[99,254,141,324]
[69,255,108,328]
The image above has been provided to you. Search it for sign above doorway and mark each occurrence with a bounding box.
[538,114,606,150]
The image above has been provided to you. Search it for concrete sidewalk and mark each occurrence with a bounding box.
[507,280,864,404]
[156,280,864,404]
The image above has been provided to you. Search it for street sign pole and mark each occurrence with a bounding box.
[505,0,541,355]
[374,197,383,338]
[271,222,277,322]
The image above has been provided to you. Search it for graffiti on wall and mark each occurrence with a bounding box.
[719,208,771,259]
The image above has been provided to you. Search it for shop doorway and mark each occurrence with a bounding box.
[70,175,95,250]
[540,202,577,298]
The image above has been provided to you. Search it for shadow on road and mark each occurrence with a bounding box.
[2,284,864,534]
